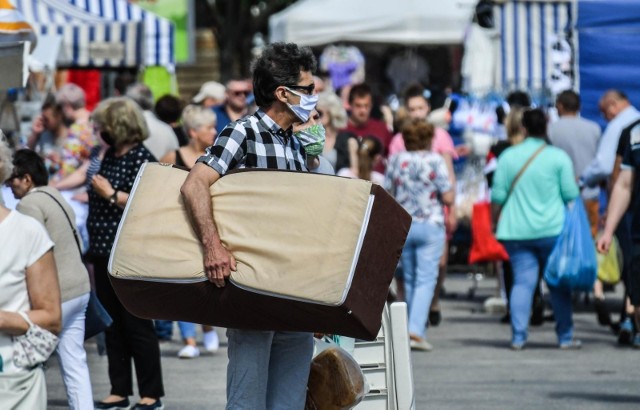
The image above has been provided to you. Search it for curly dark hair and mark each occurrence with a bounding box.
[252,42,316,108]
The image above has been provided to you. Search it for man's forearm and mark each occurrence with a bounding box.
[603,177,632,236]
[181,178,220,248]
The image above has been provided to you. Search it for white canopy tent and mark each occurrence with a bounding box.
[269,0,477,46]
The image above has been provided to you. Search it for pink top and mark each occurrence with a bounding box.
[388,127,458,159]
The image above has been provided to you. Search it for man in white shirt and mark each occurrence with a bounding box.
[581,90,640,188]
[126,83,179,160]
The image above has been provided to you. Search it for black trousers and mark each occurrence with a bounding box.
[92,256,165,398]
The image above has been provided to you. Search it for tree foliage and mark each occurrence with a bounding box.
[197,0,298,81]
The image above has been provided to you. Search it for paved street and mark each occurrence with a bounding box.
[46,274,640,409]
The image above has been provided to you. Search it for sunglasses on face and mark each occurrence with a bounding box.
[230,90,250,97]
[284,83,315,95]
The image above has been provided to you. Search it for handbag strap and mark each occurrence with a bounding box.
[27,190,82,254]
[504,143,546,205]
[17,311,34,328]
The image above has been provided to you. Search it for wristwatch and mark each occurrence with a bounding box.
[109,190,118,205]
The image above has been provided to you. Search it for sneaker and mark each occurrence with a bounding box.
[178,344,200,359]
[618,318,634,345]
[633,333,640,349]
[409,334,433,351]
[95,398,130,410]
[131,400,164,410]
[559,340,582,350]
[203,329,219,352]
[594,298,611,326]
[510,342,525,351]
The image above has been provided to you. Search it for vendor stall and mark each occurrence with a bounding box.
[69,0,175,71]
[269,0,476,46]
[14,0,143,67]
[463,0,574,97]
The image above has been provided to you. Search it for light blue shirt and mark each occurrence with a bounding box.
[581,106,640,187]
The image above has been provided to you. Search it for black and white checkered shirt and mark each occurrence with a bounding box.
[197,109,308,175]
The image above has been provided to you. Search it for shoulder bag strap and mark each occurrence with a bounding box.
[27,190,82,254]
[503,143,547,206]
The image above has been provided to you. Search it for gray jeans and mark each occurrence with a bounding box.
[226,329,313,410]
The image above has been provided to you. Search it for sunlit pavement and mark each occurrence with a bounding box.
[45,273,640,409]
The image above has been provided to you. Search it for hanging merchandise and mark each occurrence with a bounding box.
[320,45,365,90]
[548,34,574,96]
[386,49,429,95]
[461,23,499,95]
[450,96,499,138]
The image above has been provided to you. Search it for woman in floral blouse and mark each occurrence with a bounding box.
[385,119,454,351]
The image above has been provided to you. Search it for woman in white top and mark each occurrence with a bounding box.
[0,140,62,409]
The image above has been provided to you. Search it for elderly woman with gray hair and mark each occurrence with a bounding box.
[316,91,359,175]
[87,97,165,410]
[0,139,62,409]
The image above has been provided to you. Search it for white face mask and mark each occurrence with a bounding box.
[285,87,318,123]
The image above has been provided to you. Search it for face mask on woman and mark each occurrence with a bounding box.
[100,131,115,146]
[285,88,319,123]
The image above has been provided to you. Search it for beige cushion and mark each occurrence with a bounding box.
[110,163,374,306]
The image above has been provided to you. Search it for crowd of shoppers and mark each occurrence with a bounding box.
[2,39,640,409]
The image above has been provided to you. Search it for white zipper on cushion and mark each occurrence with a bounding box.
[108,162,148,275]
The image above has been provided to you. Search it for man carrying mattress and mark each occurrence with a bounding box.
[180,42,323,409]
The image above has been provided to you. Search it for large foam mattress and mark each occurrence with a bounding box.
[108,163,410,340]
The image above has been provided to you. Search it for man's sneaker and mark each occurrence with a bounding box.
[132,400,164,410]
[510,342,525,351]
[633,333,640,349]
[177,344,200,359]
[618,318,634,345]
[203,329,219,352]
[95,398,130,410]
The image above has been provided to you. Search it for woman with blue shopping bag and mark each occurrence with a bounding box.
[491,109,582,350]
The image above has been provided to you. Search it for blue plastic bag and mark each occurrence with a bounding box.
[543,198,597,291]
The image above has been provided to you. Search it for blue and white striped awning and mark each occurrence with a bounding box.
[495,0,573,91]
[14,0,142,67]
[69,0,174,70]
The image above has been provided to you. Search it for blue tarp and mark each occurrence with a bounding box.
[577,0,640,126]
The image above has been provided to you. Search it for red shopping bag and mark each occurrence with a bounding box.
[469,201,509,264]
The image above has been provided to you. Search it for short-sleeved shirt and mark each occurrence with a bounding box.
[212,104,233,135]
[621,121,640,240]
[87,144,156,257]
[388,127,459,159]
[197,109,308,175]
[491,138,580,240]
[35,120,98,183]
[384,151,451,226]
[0,211,54,374]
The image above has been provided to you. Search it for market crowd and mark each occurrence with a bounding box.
[1,41,639,409]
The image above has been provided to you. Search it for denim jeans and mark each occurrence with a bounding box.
[226,329,313,410]
[401,220,445,338]
[154,320,173,340]
[503,237,574,345]
[178,322,197,340]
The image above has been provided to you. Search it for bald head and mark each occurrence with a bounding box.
[599,89,630,121]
